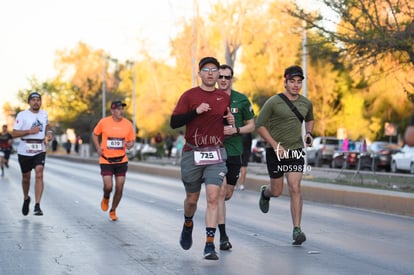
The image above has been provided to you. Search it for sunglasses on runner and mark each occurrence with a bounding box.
[218,75,232,80]
[200,67,219,73]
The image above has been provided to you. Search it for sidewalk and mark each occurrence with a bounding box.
[50,153,414,217]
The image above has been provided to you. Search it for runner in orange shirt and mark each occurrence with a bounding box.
[92,100,135,221]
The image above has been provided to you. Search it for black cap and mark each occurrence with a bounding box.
[28,92,41,103]
[199,57,220,70]
[284,65,304,80]
[111,100,127,109]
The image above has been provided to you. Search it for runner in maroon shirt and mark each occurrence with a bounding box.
[171,56,234,260]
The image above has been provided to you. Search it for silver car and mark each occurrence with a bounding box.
[306,136,340,167]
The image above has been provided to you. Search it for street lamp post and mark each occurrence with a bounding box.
[191,0,198,87]
[302,22,309,173]
[102,56,106,118]
[302,22,307,98]
[126,60,137,135]
[101,55,119,118]
[132,62,137,135]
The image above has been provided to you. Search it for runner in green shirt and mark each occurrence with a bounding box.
[256,65,314,245]
[218,64,255,251]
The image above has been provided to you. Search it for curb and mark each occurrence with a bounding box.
[50,154,414,217]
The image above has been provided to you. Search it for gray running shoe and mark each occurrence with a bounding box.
[204,242,219,260]
[292,228,306,245]
[259,185,270,213]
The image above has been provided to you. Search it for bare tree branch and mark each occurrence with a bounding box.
[288,0,414,66]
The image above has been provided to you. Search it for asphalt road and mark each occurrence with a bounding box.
[1,156,413,275]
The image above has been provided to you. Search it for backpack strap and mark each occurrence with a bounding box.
[278,93,304,123]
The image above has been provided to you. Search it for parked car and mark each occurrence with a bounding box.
[367,142,401,172]
[391,145,414,174]
[12,138,20,154]
[331,151,359,169]
[251,138,267,163]
[306,137,340,167]
[331,151,372,170]
[126,142,157,160]
[331,140,372,170]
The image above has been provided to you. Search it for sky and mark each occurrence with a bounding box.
[0,0,218,107]
[0,0,326,110]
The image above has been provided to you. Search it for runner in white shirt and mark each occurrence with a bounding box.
[12,92,53,216]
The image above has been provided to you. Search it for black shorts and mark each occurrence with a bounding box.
[18,153,46,174]
[226,155,242,185]
[265,148,305,179]
[241,149,251,167]
[100,162,128,177]
[4,149,11,160]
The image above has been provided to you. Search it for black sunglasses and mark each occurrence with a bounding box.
[218,75,232,80]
